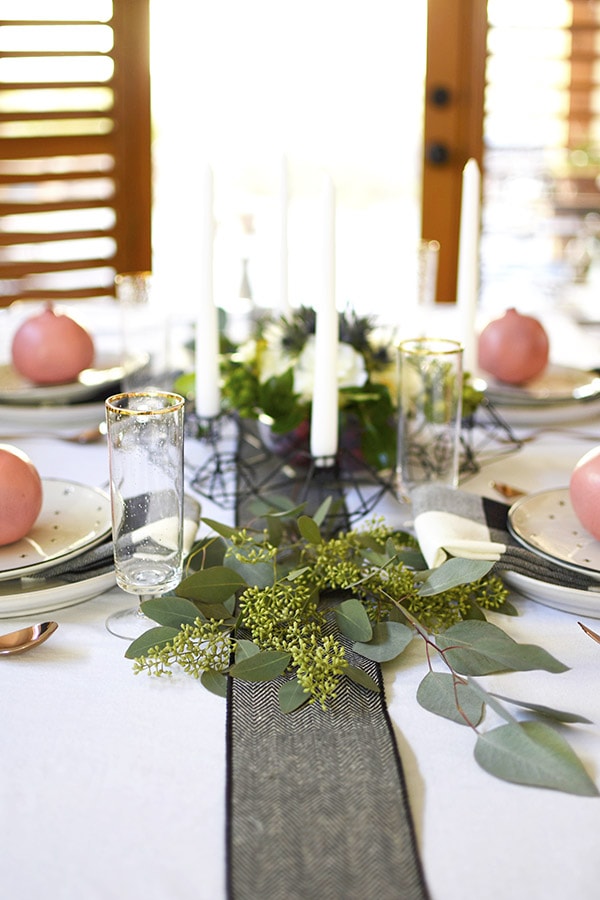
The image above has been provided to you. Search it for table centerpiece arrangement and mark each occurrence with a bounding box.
[176,304,487,476]
[125,496,597,798]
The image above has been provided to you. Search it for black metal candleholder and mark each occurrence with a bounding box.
[460,397,523,475]
[186,399,521,526]
[186,413,397,528]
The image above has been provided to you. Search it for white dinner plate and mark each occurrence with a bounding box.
[481,364,600,407]
[0,479,112,581]
[0,400,105,431]
[507,487,600,581]
[0,569,116,619]
[0,352,147,406]
[488,396,600,427]
[503,570,600,619]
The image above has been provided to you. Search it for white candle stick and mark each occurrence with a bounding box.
[456,157,481,374]
[279,154,290,315]
[310,175,338,461]
[195,165,220,418]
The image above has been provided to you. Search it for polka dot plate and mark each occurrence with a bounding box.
[507,487,600,582]
[0,479,111,582]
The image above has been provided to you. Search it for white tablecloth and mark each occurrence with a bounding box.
[2,305,600,899]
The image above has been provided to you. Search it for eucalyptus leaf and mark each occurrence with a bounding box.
[312,496,333,526]
[489,693,593,724]
[474,721,599,796]
[436,620,569,675]
[279,678,310,713]
[185,536,227,571]
[226,556,275,589]
[190,602,235,621]
[335,598,373,642]
[235,639,260,661]
[139,596,203,628]
[298,515,322,544]
[393,548,428,569]
[345,664,380,693]
[125,625,180,659]
[229,649,291,682]
[201,669,228,698]
[462,600,487,621]
[265,516,283,547]
[176,566,248,603]
[201,517,239,539]
[361,548,391,567]
[286,566,311,581]
[419,557,495,595]
[417,672,484,726]
[353,621,414,662]
[495,598,519,616]
[258,498,306,519]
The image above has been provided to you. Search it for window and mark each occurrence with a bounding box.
[0,0,151,307]
[483,0,600,305]
[149,0,427,324]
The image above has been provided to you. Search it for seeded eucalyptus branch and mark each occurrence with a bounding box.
[126,498,597,797]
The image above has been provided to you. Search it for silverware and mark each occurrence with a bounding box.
[0,621,58,656]
[579,622,600,645]
[0,424,106,445]
[490,481,526,500]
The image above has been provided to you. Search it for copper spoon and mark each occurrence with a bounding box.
[0,424,106,445]
[0,621,58,656]
[490,481,526,500]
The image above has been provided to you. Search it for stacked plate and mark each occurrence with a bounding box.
[0,479,115,618]
[505,487,600,618]
[477,364,600,426]
[0,352,146,431]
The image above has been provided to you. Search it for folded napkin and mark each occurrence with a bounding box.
[27,494,201,584]
[411,484,600,591]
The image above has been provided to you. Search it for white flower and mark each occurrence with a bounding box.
[293,336,368,403]
[257,322,292,383]
[234,338,258,365]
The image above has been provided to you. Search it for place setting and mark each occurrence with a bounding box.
[0,383,201,623]
[0,474,115,618]
[0,300,150,431]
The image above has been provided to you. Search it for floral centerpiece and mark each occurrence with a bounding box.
[177,305,484,472]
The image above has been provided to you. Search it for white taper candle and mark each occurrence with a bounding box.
[456,157,481,374]
[279,154,290,315]
[195,164,220,418]
[310,175,339,461]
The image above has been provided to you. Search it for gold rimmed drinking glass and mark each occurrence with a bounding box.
[396,337,463,499]
[105,391,185,639]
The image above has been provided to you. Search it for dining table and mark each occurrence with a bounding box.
[2,297,600,900]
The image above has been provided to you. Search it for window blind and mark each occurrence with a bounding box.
[0,0,151,307]
[483,0,600,296]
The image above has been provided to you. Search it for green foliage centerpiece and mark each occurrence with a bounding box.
[176,305,484,473]
[126,497,597,797]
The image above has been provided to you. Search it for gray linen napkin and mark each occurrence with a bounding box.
[411,484,600,591]
[27,494,201,583]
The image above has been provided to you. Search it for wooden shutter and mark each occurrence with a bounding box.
[421,0,487,303]
[0,0,151,308]
[423,1,600,304]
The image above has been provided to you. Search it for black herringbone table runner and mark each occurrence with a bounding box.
[225,429,430,900]
[226,633,430,900]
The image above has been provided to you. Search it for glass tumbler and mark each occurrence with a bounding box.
[396,338,463,499]
[105,391,185,639]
